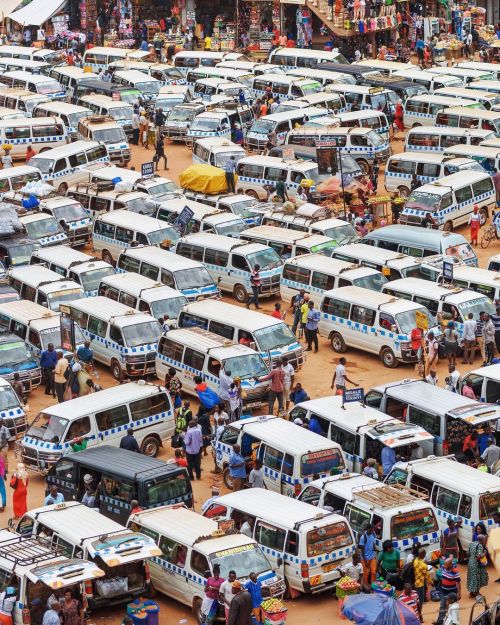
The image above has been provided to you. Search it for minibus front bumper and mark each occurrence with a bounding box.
[15,442,61,474]
[125,352,157,377]
[375,147,392,162]
[2,368,42,392]
[108,149,131,166]
[245,136,267,151]
[68,225,92,247]
[259,275,281,297]
[4,413,28,442]
[400,345,419,363]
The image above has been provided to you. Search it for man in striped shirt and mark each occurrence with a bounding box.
[399,583,421,620]
[434,558,461,625]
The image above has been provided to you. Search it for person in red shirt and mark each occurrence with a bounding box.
[130,499,143,515]
[174,448,188,467]
[271,303,282,320]
[398,583,421,619]
[463,431,479,464]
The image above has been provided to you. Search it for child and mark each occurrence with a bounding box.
[174,448,188,467]
[398,583,421,620]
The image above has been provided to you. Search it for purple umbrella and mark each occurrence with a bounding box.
[342,593,421,625]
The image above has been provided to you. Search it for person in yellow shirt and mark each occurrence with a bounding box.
[300,295,310,339]
[413,548,432,609]
[204,35,212,51]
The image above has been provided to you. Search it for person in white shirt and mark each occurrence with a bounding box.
[443,593,460,625]
[339,551,363,582]
[462,312,477,364]
[446,364,461,393]
[240,516,253,538]
[331,356,356,392]
[1,150,12,169]
[248,459,265,488]
[219,570,237,621]
[354,49,362,62]
[42,603,61,625]
[281,357,295,410]
[409,442,423,460]
[425,368,438,386]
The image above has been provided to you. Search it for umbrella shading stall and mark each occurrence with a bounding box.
[342,593,421,625]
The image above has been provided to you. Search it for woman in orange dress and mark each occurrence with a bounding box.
[10,463,28,518]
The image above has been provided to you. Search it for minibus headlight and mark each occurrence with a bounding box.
[400,341,411,350]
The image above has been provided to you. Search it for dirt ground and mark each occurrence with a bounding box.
[2,130,500,625]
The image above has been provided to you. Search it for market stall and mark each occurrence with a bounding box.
[238,0,280,53]
[342,593,421,625]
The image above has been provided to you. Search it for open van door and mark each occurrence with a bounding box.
[86,531,161,566]
[28,558,105,589]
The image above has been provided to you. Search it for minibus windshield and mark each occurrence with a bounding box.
[301,448,344,477]
[367,130,384,146]
[27,157,53,174]
[108,107,133,121]
[93,128,127,144]
[0,341,32,368]
[391,508,438,540]
[157,97,184,109]
[147,227,179,246]
[145,471,191,506]
[250,118,274,134]
[229,199,258,218]
[47,288,84,307]
[174,267,214,290]
[147,181,180,198]
[247,248,282,270]
[396,309,435,334]
[68,111,90,127]
[27,413,68,442]
[80,267,115,292]
[122,320,161,347]
[211,543,271,579]
[216,221,246,238]
[137,81,160,94]
[0,384,21,411]
[307,521,352,557]
[254,323,296,351]
[169,108,195,122]
[371,93,389,111]
[119,90,141,104]
[402,265,441,281]
[150,295,186,321]
[191,117,221,132]
[300,81,322,95]
[52,202,87,223]
[352,272,387,291]
[124,198,157,216]
[322,223,358,244]
[458,297,495,321]
[24,217,62,239]
[40,325,85,350]
[10,243,35,266]
[38,82,61,95]
[479,492,500,520]
[214,152,245,168]
[224,353,268,379]
[406,192,441,212]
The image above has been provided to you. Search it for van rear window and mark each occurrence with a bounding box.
[301,449,344,477]
[145,472,191,506]
[391,508,438,540]
[479,492,500,519]
[307,521,352,557]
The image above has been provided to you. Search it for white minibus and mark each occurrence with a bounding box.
[113,69,162,101]
[185,66,254,89]
[18,212,69,248]
[245,107,325,150]
[286,68,352,88]
[61,297,161,381]
[435,107,500,134]
[0,71,65,99]
[404,126,495,152]
[393,69,462,92]
[192,137,246,169]
[9,265,85,311]
[30,245,115,297]
[428,66,496,84]
[116,246,220,302]
[240,225,338,259]
[275,91,347,115]
[443,143,500,173]
[0,117,68,160]
[455,61,500,80]
[267,47,349,68]
[214,414,346,494]
[326,84,396,113]
[250,74,321,101]
[257,206,359,241]
[202,490,356,595]
[0,165,42,195]
[77,94,134,138]
[47,66,99,100]
[98,272,187,321]
[193,78,252,104]
[32,101,92,140]
[82,46,152,72]
[0,45,64,65]
[434,86,500,110]
[403,94,480,128]
[0,87,49,115]
[178,299,304,369]
[27,140,110,194]
[173,50,227,73]
[318,285,437,367]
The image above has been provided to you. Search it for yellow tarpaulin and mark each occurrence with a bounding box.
[179,164,236,194]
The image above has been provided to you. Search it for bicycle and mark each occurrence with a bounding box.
[480,224,499,249]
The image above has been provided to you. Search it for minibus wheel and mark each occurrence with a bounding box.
[102,250,114,266]
[397,186,409,198]
[58,182,68,194]
[245,190,260,201]
[330,332,346,353]
[233,284,248,303]
[357,159,369,175]
[111,359,123,381]
[381,347,398,368]
[193,597,203,623]
[141,435,160,457]
[223,467,234,489]
[443,221,453,232]
[479,208,488,226]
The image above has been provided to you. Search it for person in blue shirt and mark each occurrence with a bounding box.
[478,425,493,456]
[40,343,57,397]
[308,416,325,436]
[359,524,377,586]
[245,572,263,623]
[44,485,64,506]
[228,444,247,491]
[381,446,396,477]
[305,301,320,353]
[290,382,309,405]
[76,340,94,370]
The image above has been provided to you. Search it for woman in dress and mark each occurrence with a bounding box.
[467,534,489,597]
[394,100,405,134]
[201,564,225,625]
[0,454,6,513]
[10,463,28,518]
[443,321,459,366]
[61,589,83,625]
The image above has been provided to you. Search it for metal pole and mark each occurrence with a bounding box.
[338,146,347,218]
[236,0,240,47]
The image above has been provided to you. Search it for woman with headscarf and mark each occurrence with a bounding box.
[10,463,28,518]
[394,100,405,134]
[467,534,489,597]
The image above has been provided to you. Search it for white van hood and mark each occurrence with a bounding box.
[28,558,104,588]
[87,532,161,566]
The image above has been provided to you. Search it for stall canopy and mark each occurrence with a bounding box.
[1,0,23,17]
[9,0,67,25]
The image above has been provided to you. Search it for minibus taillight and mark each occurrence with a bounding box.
[84,579,93,598]
[22,607,31,624]
[145,561,151,584]
[301,563,309,579]
[295,483,302,496]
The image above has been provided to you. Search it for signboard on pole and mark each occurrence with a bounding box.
[415,310,428,332]
[342,387,364,407]
[175,206,195,235]
[443,260,454,283]
[141,161,155,179]
[60,316,75,352]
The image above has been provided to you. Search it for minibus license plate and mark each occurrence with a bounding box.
[322,563,337,572]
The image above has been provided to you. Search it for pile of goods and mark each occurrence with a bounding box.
[261,598,287,625]
[371,579,394,596]
[336,576,360,599]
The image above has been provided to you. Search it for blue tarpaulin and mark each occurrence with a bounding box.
[342,594,421,625]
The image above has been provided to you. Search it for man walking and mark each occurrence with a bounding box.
[225,156,236,194]
[54,351,69,403]
[40,343,57,397]
[120,428,140,452]
[484,313,495,365]
[481,437,500,472]
[228,444,246,491]
[305,301,320,352]
[0,418,10,474]
[359,524,377,587]
[184,420,203,480]
[331,357,357,393]
[257,361,285,415]
[132,107,140,146]
[246,264,261,310]
[491,304,500,355]
[462,312,477,364]
[289,289,305,336]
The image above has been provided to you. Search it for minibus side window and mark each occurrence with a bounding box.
[33,124,63,138]
[286,531,299,556]
[12,321,26,338]
[388,159,414,175]
[70,308,89,329]
[28,330,41,349]
[311,271,336,291]
[102,475,135,504]
[283,453,294,476]
[88,316,107,338]
[255,521,286,552]
[441,135,467,149]
[119,292,136,308]
[159,338,184,361]
[51,535,73,558]
[432,485,460,516]
[191,551,210,577]
[472,177,494,196]
[94,220,115,239]
[21,285,36,300]
[407,406,440,437]
[299,485,321,505]
[140,262,158,280]
[322,296,350,318]
[116,226,133,245]
[282,264,310,286]
[345,504,371,533]
[414,296,438,315]
[209,320,233,340]
[181,313,208,329]
[96,404,130,431]
[5,125,31,139]
[485,378,500,403]
[161,270,175,287]
[66,417,91,441]
[408,474,433,497]
[53,158,66,173]
[159,536,188,567]
[417,163,440,178]
[262,445,284,472]
[183,348,204,372]
[456,185,473,204]
[69,152,87,167]
[205,249,229,267]
[458,494,472,519]
[350,305,375,326]
[232,255,249,272]
[329,426,358,456]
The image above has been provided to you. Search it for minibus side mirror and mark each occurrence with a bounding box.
[277,556,283,568]
[217,276,222,283]
[391,325,397,333]
[249,342,256,351]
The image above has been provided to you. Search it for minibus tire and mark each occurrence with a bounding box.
[380,347,398,368]
[141,435,160,457]
[111,359,123,381]
[233,284,248,303]
[412,123,422,128]
[58,182,68,194]
[479,208,488,226]
[102,250,114,266]
[193,597,203,623]
[330,332,346,353]
[443,221,453,232]
[245,190,260,201]
[356,159,369,175]
[223,466,234,489]
[397,186,409,198]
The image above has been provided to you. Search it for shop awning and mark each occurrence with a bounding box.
[1,0,23,18]
[9,0,67,25]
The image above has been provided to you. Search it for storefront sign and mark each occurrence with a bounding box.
[141,161,155,179]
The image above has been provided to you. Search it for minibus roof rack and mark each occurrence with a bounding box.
[0,533,61,566]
